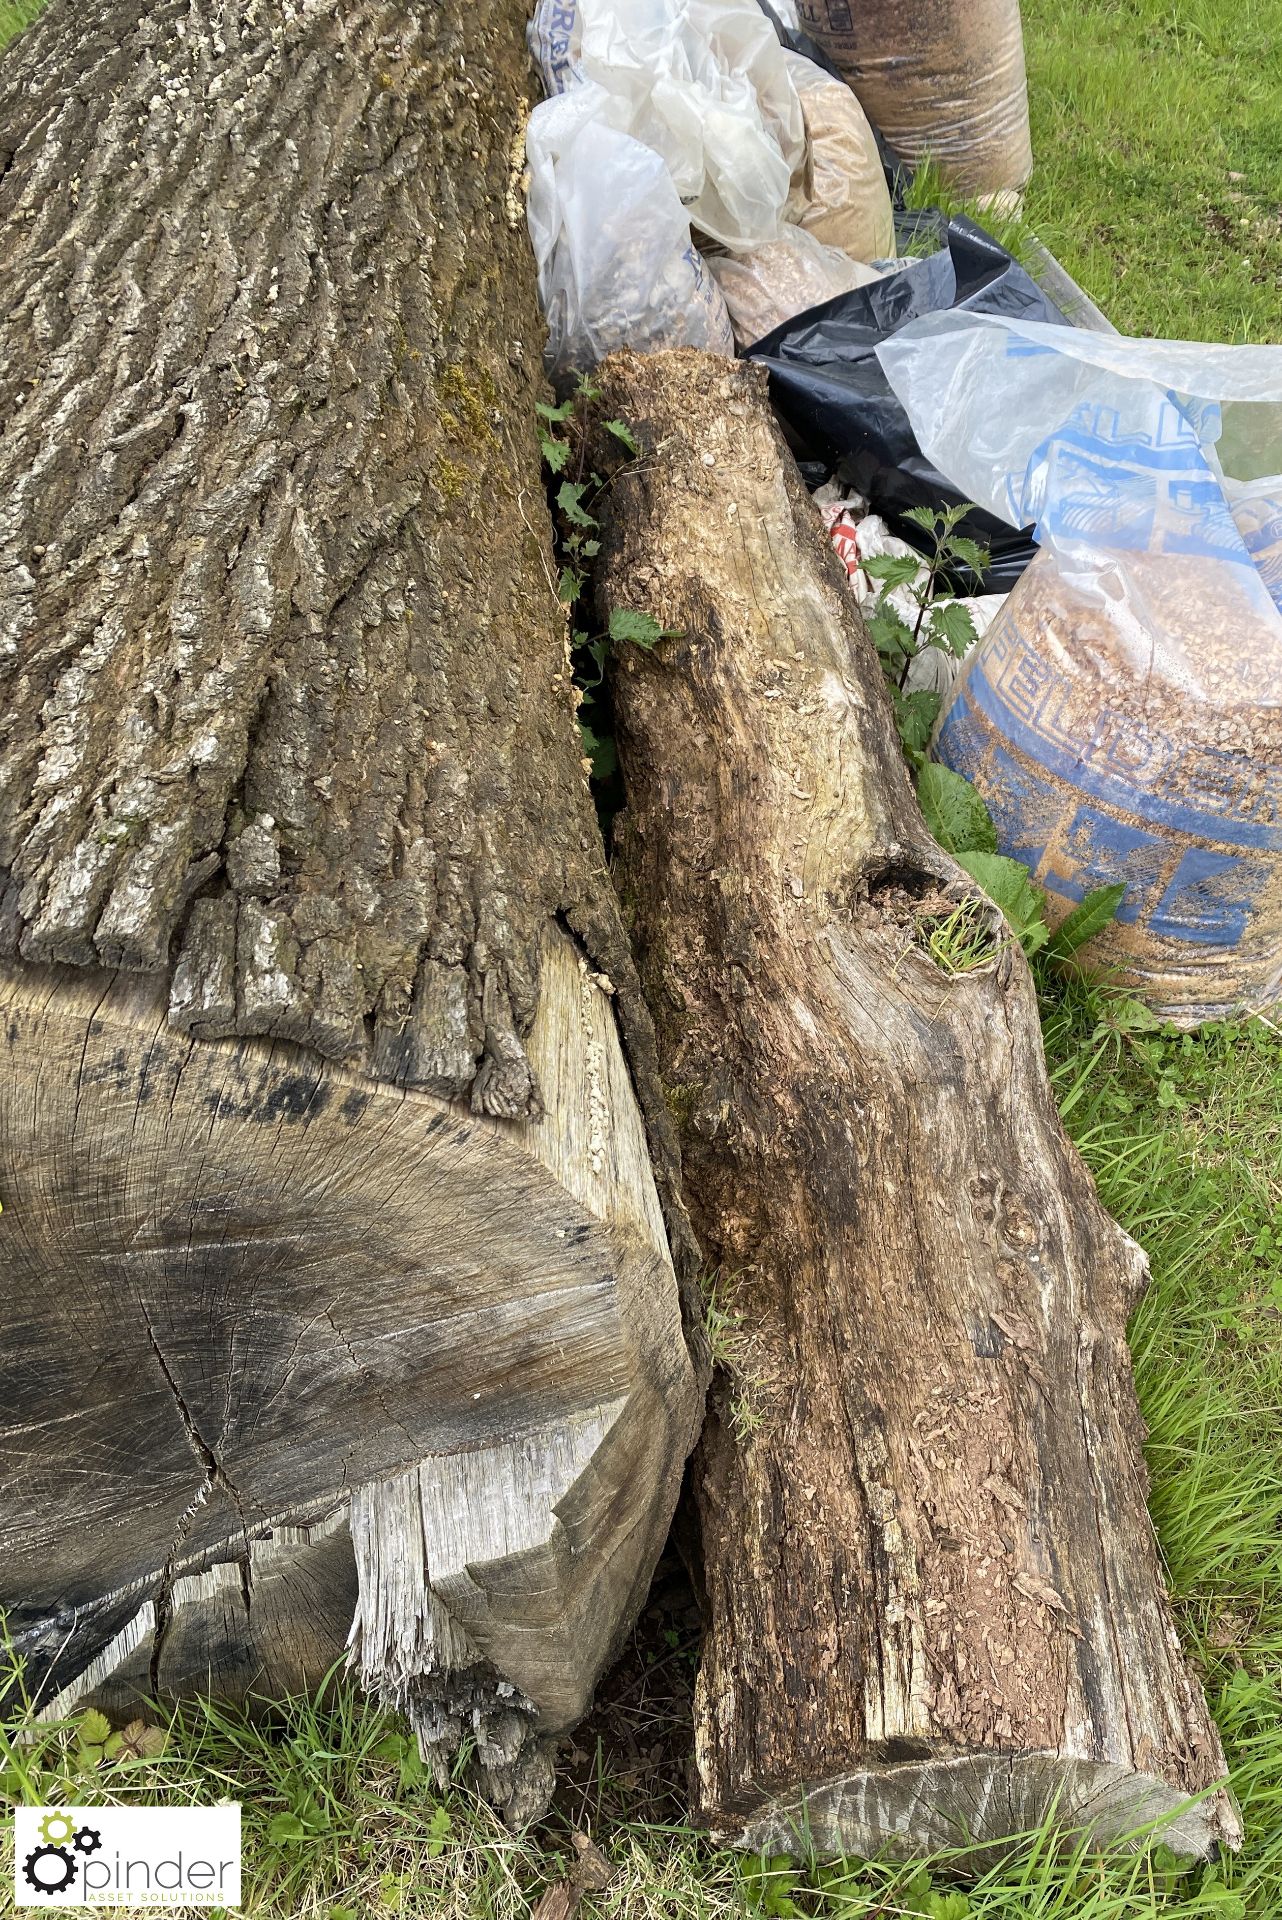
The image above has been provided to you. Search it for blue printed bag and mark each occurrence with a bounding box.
[878,314,1282,1023]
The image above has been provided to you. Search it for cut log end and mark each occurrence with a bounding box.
[716,1753,1240,1865]
[4,928,699,1818]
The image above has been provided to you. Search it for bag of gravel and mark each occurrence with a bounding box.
[1227,478,1282,614]
[796,0,1032,199]
[878,312,1282,1025]
[709,223,887,346]
[781,51,895,263]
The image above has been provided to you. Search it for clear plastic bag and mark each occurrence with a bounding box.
[528,0,804,249]
[878,312,1282,1023]
[797,0,1032,198]
[1227,478,1282,614]
[782,51,895,264]
[525,86,735,379]
[709,223,886,347]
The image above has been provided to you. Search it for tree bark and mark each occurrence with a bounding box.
[0,0,701,1820]
[592,350,1240,1863]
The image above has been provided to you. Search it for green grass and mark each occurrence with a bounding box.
[1040,986,1282,1917]
[2,1,1282,1915]
[1022,0,1282,342]
[903,2,1282,345]
[0,0,42,50]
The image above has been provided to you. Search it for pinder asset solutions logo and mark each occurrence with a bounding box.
[14,1805,241,1908]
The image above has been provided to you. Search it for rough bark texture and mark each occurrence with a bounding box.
[0,0,702,1818]
[0,0,677,1137]
[593,350,1239,1863]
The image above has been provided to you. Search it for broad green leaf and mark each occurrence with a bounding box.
[608,607,676,648]
[895,688,942,758]
[535,397,574,424]
[77,1709,112,1748]
[1105,995,1163,1034]
[1198,1886,1245,1920]
[579,723,617,780]
[903,504,942,534]
[926,1896,971,1920]
[903,1867,936,1908]
[268,1813,308,1844]
[539,431,570,473]
[1048,881,1126,959]
[958,851,1046,934]
[868,602,914,660]
[575,637,608,691]
[556,480,597,528]
[947,535,991,577]
[604,417,639,455]
[927,598,978,659]
[558,565,584,605]
[917,763,996,857]
[862,553,922,589]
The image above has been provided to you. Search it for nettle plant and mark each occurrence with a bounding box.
[537,382,675,781]
[863,502,990,768]
[859,502,1125,966]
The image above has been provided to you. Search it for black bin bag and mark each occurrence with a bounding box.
[748,210,1068,592]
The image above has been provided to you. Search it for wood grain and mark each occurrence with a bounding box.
[4,931,700,1816]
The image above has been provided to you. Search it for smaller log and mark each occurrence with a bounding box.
[593,350,1240,1864]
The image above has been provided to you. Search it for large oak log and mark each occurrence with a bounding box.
[592,351,1239,1863]
[0,0,700,1819]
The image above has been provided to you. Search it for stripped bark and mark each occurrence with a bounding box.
[593,350,1239,1863]
[0,0,701,1817]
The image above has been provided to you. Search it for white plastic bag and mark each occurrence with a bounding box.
[782,52,895,264]
[878,312,1282,1022]
[816,491,1004,698]
[525,86,734,379]
[528,0,804,249]
[708,224,885,346]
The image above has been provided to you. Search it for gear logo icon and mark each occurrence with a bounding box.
[22,1812,102,1896]
[21,1842,77,1895]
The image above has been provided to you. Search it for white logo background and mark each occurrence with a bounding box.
[14,1805,241,1908]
